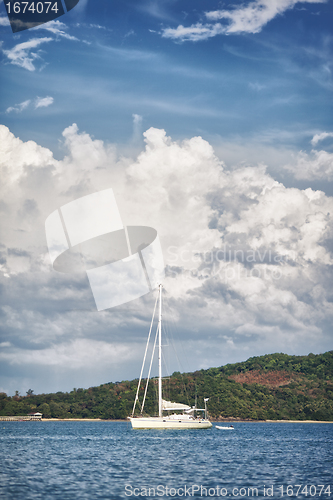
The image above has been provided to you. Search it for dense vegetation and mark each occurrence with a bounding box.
[1,351,332,421]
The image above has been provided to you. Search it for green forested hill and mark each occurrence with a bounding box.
[1,351,332,421]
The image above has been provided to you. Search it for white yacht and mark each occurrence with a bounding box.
[129,284,212,429]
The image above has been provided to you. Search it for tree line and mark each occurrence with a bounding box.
[0,351,332,421]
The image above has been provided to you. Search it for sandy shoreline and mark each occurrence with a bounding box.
[38,418,333,423]
[41,418,126,422]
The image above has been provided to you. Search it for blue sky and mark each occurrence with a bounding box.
[1,0,333,156]
[1,0,333,395]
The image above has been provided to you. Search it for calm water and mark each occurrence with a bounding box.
[0,422,332,499]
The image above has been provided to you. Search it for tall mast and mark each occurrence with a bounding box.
[158,284,162,418]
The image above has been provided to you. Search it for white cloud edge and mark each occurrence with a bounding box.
[0,15,9,26]
[283,131,333,180]
[1,20,80,72]
[35,96,54,109]
[2,37,53,71]
[311,131,333,146]
[6,96,54,113]
[33,20,80,41]
[161,0,328,42]
[6,99,31,114]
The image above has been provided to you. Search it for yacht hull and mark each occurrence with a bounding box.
[129,417,212,429]
[130,286,213,430]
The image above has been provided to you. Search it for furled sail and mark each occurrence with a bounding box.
[162,399,191,411]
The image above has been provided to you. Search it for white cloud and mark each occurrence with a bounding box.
[311,131,333,146]
[284,149,333,180]
[0,15,9,26]
[0,338,137,369]
[162,0,327,41]
[89,23,106,30]
[35,96,54,109]
[1,124,333,394]
[5,96,54,113]
[132,113,142,125]
[205,0,326,34]
[6,99,31,114]
[0,124,57,184]
[162,23,224,42]
[2,37,52,71]
[33,20,79,40]
[1,21,80,72]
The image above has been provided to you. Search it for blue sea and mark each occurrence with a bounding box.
[0,422,332,499]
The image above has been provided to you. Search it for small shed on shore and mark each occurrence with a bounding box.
[28,412,43,420]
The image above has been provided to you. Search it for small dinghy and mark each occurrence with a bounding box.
[215,425,234,430]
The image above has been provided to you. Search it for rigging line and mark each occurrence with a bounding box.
[160,322,171,383]
[166,301,191,375]
[131,290,159,417]
[161,349,171,401]
[153,376,158,416]
[163,304,191,407]
[158,293,172,398]
[141,323,159,415]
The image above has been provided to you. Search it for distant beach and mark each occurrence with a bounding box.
[40,418,126,422]
[36,418,333,423]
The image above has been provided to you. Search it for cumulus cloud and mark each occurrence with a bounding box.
[284,149,333,180]
[1,123,333,394]
[162,0,327,41]
[285,132,333,180]
[0,125,57,184]
[2,37,52,71]
[35,96,54,108]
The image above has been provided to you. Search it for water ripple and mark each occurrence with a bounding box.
[0,422,332,499]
